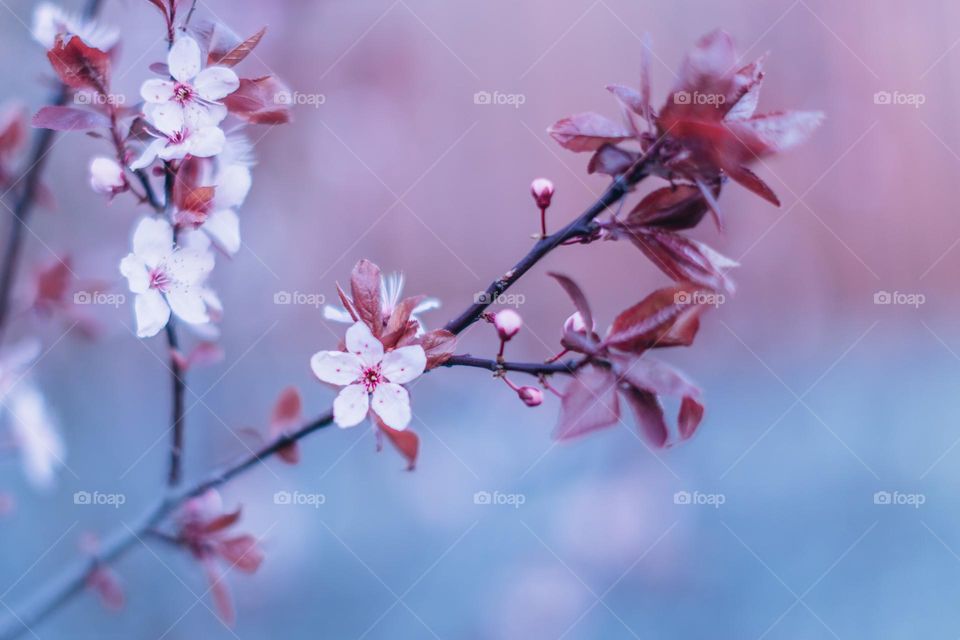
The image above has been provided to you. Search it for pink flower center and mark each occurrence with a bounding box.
[359,364,383,393]
[173,82,195,104]
[149,267,171,292]
[168,129,188,144]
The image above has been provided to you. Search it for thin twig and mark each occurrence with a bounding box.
[0,142,662,640]
[0,0,105,345]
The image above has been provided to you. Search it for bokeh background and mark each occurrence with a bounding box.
[2,0,960,637]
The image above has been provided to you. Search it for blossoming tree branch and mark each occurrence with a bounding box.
[0,1,822,636]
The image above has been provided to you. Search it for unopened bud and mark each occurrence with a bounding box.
[563,311,586,335]
[531,178,554,209]
[89,156,125,195]
[518,386,543,407]
[494,309,523,340]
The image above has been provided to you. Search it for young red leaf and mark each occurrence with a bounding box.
[334,283,360,322]
[620,385,668,448]
[378,421,419,470]
[679,395,705,440]
[350,259,382,336]
[86,566,124,611]
[606,84,646,117]
[203,559,236,627]
[415,329,456,369]
[269,387,302,465]
[47,35,110,93]
[553,365,621,440]
[604,283,710,353]
[210,27,266,68]
[728,165,779,206]
[588,144,638,177]
[629,229,738,293]
[224,76,293,125]
[548,112,633,152]
[626,185,709,230]
[186,342,224,370]
[547,272,593,332]
[614,356,698,399]
[32,106,109,131]
[732,110,825,155]
[217,535,264,574]
[0,104,26,158]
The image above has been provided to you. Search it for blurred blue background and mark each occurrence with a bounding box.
[2,0,960,637]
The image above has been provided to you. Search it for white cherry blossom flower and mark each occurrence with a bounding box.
[32,2,118,50]
[9,384,64,490]
[323,272,440,334]
[140,35,238,127]
[0,341,65,490]
[130,104,225,170]
[311,322,426,430]
[119,217,216,338]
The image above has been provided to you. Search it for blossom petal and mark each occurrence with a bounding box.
[140,79,174,104]
[333,384,369,428]
[215,166,251,209]
[168,36,202,83]
[119,254,150,294]
[165,248,214,285]
[134,289,170,338]
[371,383,411,430]
[310,350,363,385]
[345,321,383,366]
[9,384,64,490]
[146,102,185,136]
[183,100,226,128]
[129,138,164,170]
[131,217,172,268]
[323,305,354,323]
[194,66,240,101]
[381,346,426,384]
[166,286,209,325]
[412,297,441,315]
[202,209,240,255]
[186,126,226,158]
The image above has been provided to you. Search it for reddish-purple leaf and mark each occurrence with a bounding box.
[587,144,637,177]
[679,395,705,440]
[604,283,710,353]
[626,185,708,230]
[210,27,266,68]
[620,385,668,448]
[553,366,621,440]
[350,259,382,336]
[729,165,780,206]
[203,559,235,627]
[548,272,593,332]
[615,356,698,398]
[47,35,110,92]
[224,76,293,125]
[217,535,264,574]
[31,106,109,131]
[629,229,738,293]
[378,421,419,470]
[733,110,825,154]
[415,329,456,370]
[548,112,633,152]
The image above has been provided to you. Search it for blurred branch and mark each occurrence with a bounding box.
[0,0,106,344]
[444,354,580,376]
[0,139,662,640]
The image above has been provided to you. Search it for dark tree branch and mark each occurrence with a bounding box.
[0,135,662,640]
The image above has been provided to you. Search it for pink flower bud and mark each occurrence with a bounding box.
[494,309,523,340]
[518,386,543,407]
[531,178,554,209]
[89,156,125,195]
[563,311,587,335]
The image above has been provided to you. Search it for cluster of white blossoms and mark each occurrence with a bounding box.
[118,34,252,338]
